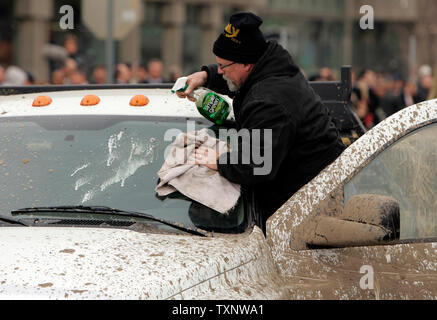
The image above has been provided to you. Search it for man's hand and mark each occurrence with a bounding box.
[175,71,208,102]
[189,146,220,171]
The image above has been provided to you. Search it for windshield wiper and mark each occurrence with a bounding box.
[0,214,30,226]
[11,206,208,237]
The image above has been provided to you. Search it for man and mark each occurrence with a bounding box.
[352,69,380,128]
[147,59,164,83]
[69,69,88,85]
[177,12,345,232]
[416,65,433,102]
[381,79,419,118]
[51,69,65,85]
[133,64,149,83]
[4,65,28,86]
[115,63,133,84]
[92,65,107,84]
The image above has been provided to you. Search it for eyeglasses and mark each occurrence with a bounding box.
[217,62,237,70]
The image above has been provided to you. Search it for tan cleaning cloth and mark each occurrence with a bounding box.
[155,128,241,214]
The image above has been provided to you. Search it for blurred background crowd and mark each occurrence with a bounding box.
[307,64,436,128]
[1,0,437,130]
[0,34,180,86]
[309,64,435,129]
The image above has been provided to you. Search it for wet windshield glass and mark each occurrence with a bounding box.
[0,116,244,233]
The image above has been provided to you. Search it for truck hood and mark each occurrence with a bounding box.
[0,226,280,299]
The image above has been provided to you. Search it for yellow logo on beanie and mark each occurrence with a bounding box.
[224,24,240,38]
[223,23,242,44]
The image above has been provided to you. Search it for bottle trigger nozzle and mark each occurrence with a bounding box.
[171,77,189,93]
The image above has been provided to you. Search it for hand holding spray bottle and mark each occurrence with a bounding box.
[172,77,230,126]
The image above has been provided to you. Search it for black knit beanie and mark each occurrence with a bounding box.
[213,12,268,64]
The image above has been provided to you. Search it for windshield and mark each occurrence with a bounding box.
[0,115,245,234]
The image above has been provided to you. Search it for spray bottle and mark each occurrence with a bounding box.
[171,77,230,126]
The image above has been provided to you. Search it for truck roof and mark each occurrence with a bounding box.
[0,87,235,120]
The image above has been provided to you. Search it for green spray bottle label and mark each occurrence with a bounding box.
[195,90,230,126]
[171,77,230,126]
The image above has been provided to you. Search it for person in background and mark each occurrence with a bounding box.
[91,65,107,84]
[307,67,336,82]
[427,64,437,100]
[24,71,35,85]
[147,59,164,83]
[51,69,65,85]
[124,63,138,83]
[391,74,404,97]
[381,78,419,117]
[115,63,132,84]
[371,72,394,121]
[0,65,6,85]
[64,35,78,57]
[379,74,402,119]
[352,69,380,129]
[401,80,419,108]
[3,65,28,86]
[69,69,88,85]
[133,64,148,83]
[63,34,87,71]
[319,67,336,81]
[61,58,78,84]
[416,64,433,102]
[43,33,87,75]
[0,38,13,67]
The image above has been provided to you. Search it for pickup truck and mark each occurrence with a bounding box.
[1,69,435,300]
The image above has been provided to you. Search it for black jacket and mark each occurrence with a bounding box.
[202,41,345,228]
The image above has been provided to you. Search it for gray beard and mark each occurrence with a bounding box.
[223,75,239,92]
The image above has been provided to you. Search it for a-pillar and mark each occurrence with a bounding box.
[161,2,185,80]
[199,4,223,66]
[15,0,53,83]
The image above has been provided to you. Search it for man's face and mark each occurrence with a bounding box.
[64,39,78,55]
[420,75,433,89]
[51,70,65,85]
[117,64,131,82]
[63,58,77,76]
[148,61,162,79]
[93,68,107,84]
[216,57,252,92]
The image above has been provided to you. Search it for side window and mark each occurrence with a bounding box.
[344,123,437,240]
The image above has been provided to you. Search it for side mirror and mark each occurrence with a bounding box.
[300,194,400,249]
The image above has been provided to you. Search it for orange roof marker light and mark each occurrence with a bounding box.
[81,94,100,106]
[130,95,150,107]
[32,96,52,107]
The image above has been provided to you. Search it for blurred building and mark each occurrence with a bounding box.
[0,0,436,83]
